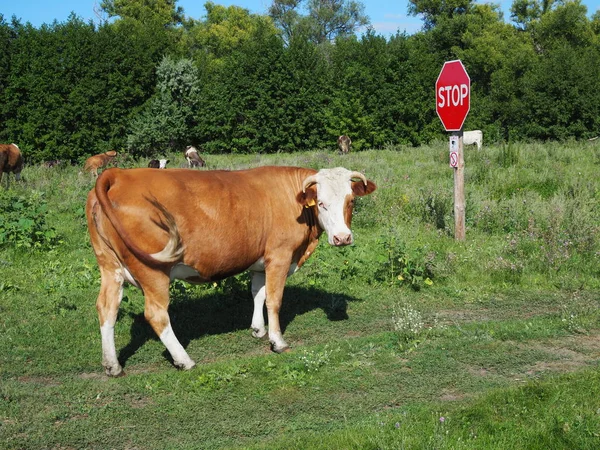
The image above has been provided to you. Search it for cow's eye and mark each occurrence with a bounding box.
[318,201,327,210]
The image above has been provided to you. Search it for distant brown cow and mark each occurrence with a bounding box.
[0,143,24,188]
[338,135,351,154]
[83,151,117,179]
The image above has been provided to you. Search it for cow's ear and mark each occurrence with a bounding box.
[352,180,377,196]
[297,187,317,208]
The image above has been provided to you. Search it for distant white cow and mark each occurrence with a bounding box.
[463,130,483,150]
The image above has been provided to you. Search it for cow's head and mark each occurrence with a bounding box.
[298,167,376,246]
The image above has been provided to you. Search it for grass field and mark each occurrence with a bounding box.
[1,142,600,449]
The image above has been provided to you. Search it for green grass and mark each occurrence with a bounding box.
[1,142,600,449]
[255,369,600,449]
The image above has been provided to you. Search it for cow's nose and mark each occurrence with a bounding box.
[333,233,353,246]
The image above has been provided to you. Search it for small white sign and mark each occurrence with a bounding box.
[449,136,459,168]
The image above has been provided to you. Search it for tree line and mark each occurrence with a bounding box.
[0,0,599,162]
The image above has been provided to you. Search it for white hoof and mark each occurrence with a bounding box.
[270,341,291,354]
[251,327,267,339]
[104,364,124,377]
[174,358,196,371]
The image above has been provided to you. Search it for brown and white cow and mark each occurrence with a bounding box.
[337,135,351,154]
[86,166,376,376]
[184,145,206,168]
[83,151,117,179]
[0,143,23,188]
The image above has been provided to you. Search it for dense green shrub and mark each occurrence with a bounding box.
[374,231,435,290]
[126,57,201,156]
[0,190,61,250]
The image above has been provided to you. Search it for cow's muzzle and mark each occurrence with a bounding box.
[333,233,353,246]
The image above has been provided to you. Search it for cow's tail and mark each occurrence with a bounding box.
[94,169,184,266]
[145,197,184,263]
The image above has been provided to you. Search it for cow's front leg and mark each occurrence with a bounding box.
[250,271,267,338]
[265,260,292,353]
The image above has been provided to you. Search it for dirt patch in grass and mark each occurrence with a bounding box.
[457,332,600,396]
[125,393,155,409]
[436,291,599,325]
[556,334,600,357]
[467,366,495,377]
[525,333,600,376]
[16,375,63,387]
[79,371,109,381]
[436,306,559,325]
[440,389,470,401]
[436,309,495,323]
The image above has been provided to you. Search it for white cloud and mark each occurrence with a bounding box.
[371,20,422,36]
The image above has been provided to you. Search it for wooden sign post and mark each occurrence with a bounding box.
[450,133,465,240]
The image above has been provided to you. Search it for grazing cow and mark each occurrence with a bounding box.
[148,159,169,169]
[337,135,351,154]
[0,143,23,188]
[83,151,117,179]
[86,166,376,376]
[463,130,483,150]
[184,145,206,168]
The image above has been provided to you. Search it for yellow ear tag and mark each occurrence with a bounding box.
[306,198,316,207]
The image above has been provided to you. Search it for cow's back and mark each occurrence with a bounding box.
[91,166,318,280]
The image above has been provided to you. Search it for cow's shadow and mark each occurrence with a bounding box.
[117,283,359,369]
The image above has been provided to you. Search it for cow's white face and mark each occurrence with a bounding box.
[314,168,355,246]
[302,167,376,247]
[159,159,169,169]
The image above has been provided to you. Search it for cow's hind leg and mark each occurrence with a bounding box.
[141,273,196,370]
[96,267,125,376]
[250,271,267,338]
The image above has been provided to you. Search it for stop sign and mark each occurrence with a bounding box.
[436,60,470,131]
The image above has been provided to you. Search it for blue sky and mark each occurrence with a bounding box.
[1,0,598,37]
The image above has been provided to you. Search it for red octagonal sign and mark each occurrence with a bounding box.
[436,60,470,131]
